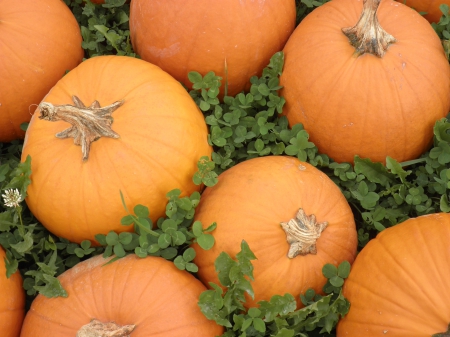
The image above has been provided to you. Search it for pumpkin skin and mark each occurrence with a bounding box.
[192,156,357,308]
[129,0,296,98]
[20,254,223,336]
[0,0,83,142]
[280,0,450,164]
[0,246,25,337]
[21,55,212,244]
[396,0,450,23]
[337,213,450,336]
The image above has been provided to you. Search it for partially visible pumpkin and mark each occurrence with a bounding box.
[192,156,357,308]
[0,0,83,142]
[280,0,450,164]
[337,213,450,336]
[0,246,25,337]
[129,0,296,98]
[396,0,450,23]
[20,254,223,336]
[21,55,212,244]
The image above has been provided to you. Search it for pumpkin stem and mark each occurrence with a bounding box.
[77,319,136,337]
[38,95,124,161]
[341,0,396,57]
[433,324,450,337]
[280,208,328,258]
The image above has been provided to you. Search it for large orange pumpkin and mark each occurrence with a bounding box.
[280,0,450,164]
[20,254,223,336]
[396,0,450,23]
[0,0,83,142]
[192,156,357,308]
[21,55,212,244]
[0,246,25,337]
[337,213,450,336]
[129,0,296,98]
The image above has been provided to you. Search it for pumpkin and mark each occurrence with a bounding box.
[192,156,357,308]
[20,254,223,336]
[0,0,83,143]
[396,0,450,23]
[280,0,450,164]
[337,213,450,336]
[0,246,25,337]
[21,55,212,244]
[129,0,296,98]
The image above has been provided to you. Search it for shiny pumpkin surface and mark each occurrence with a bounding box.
[21,55,212,244]
[0,246,25,337]
[280,0,450,164]
[337,213,450,336]
[192,156,358,308]
[20,254,223,336]
[130,0,296,97]
[0,0,83,142]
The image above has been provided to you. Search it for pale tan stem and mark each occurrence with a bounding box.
[38,95,124,161]
[77,319,136,337]
[280,209,328,258]
[342,0,396,57]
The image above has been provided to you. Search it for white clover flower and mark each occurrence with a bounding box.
[2,188,21,208]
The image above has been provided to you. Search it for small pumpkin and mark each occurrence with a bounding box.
[337,213,450,336]
[129,0,296,98]
[280,0,450,164]
[192,156,357,308]
[396,0,450,23]
[0,246,25,337]
[20,254,223,336]
[0,0,83,142]
[21,55,212,244]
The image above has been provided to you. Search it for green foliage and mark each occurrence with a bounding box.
[188,52,330,175]
[63,0,136,57]
[198,241,351,336]
[295,0,330,24]
[432,4,450,60]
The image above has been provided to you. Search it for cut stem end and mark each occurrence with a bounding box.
[280,208,328,258]
[77,319,136,337]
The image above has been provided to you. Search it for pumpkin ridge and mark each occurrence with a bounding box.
[411,220,450,312]
[349,231,446,329]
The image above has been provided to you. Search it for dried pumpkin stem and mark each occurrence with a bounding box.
[38,95,124,161]
[433,324,450,337]
[280,208,328,258]
[342,0,396,57]
[77,319,136,337]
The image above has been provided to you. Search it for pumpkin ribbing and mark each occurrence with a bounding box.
[280,0,450,164]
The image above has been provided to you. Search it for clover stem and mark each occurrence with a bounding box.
[341,0,396,57]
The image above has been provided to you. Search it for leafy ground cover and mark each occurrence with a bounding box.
[2,0,450,335]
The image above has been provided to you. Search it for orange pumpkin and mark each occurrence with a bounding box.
[192,156,357,308]
[0,246,25,337]
[20,254,223,336]
[280,0,450,164]
[396,0,450,23]
[337,213,450,336]
[129,0,296,98]
[0,0,83,142]
[21,55,212,244]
